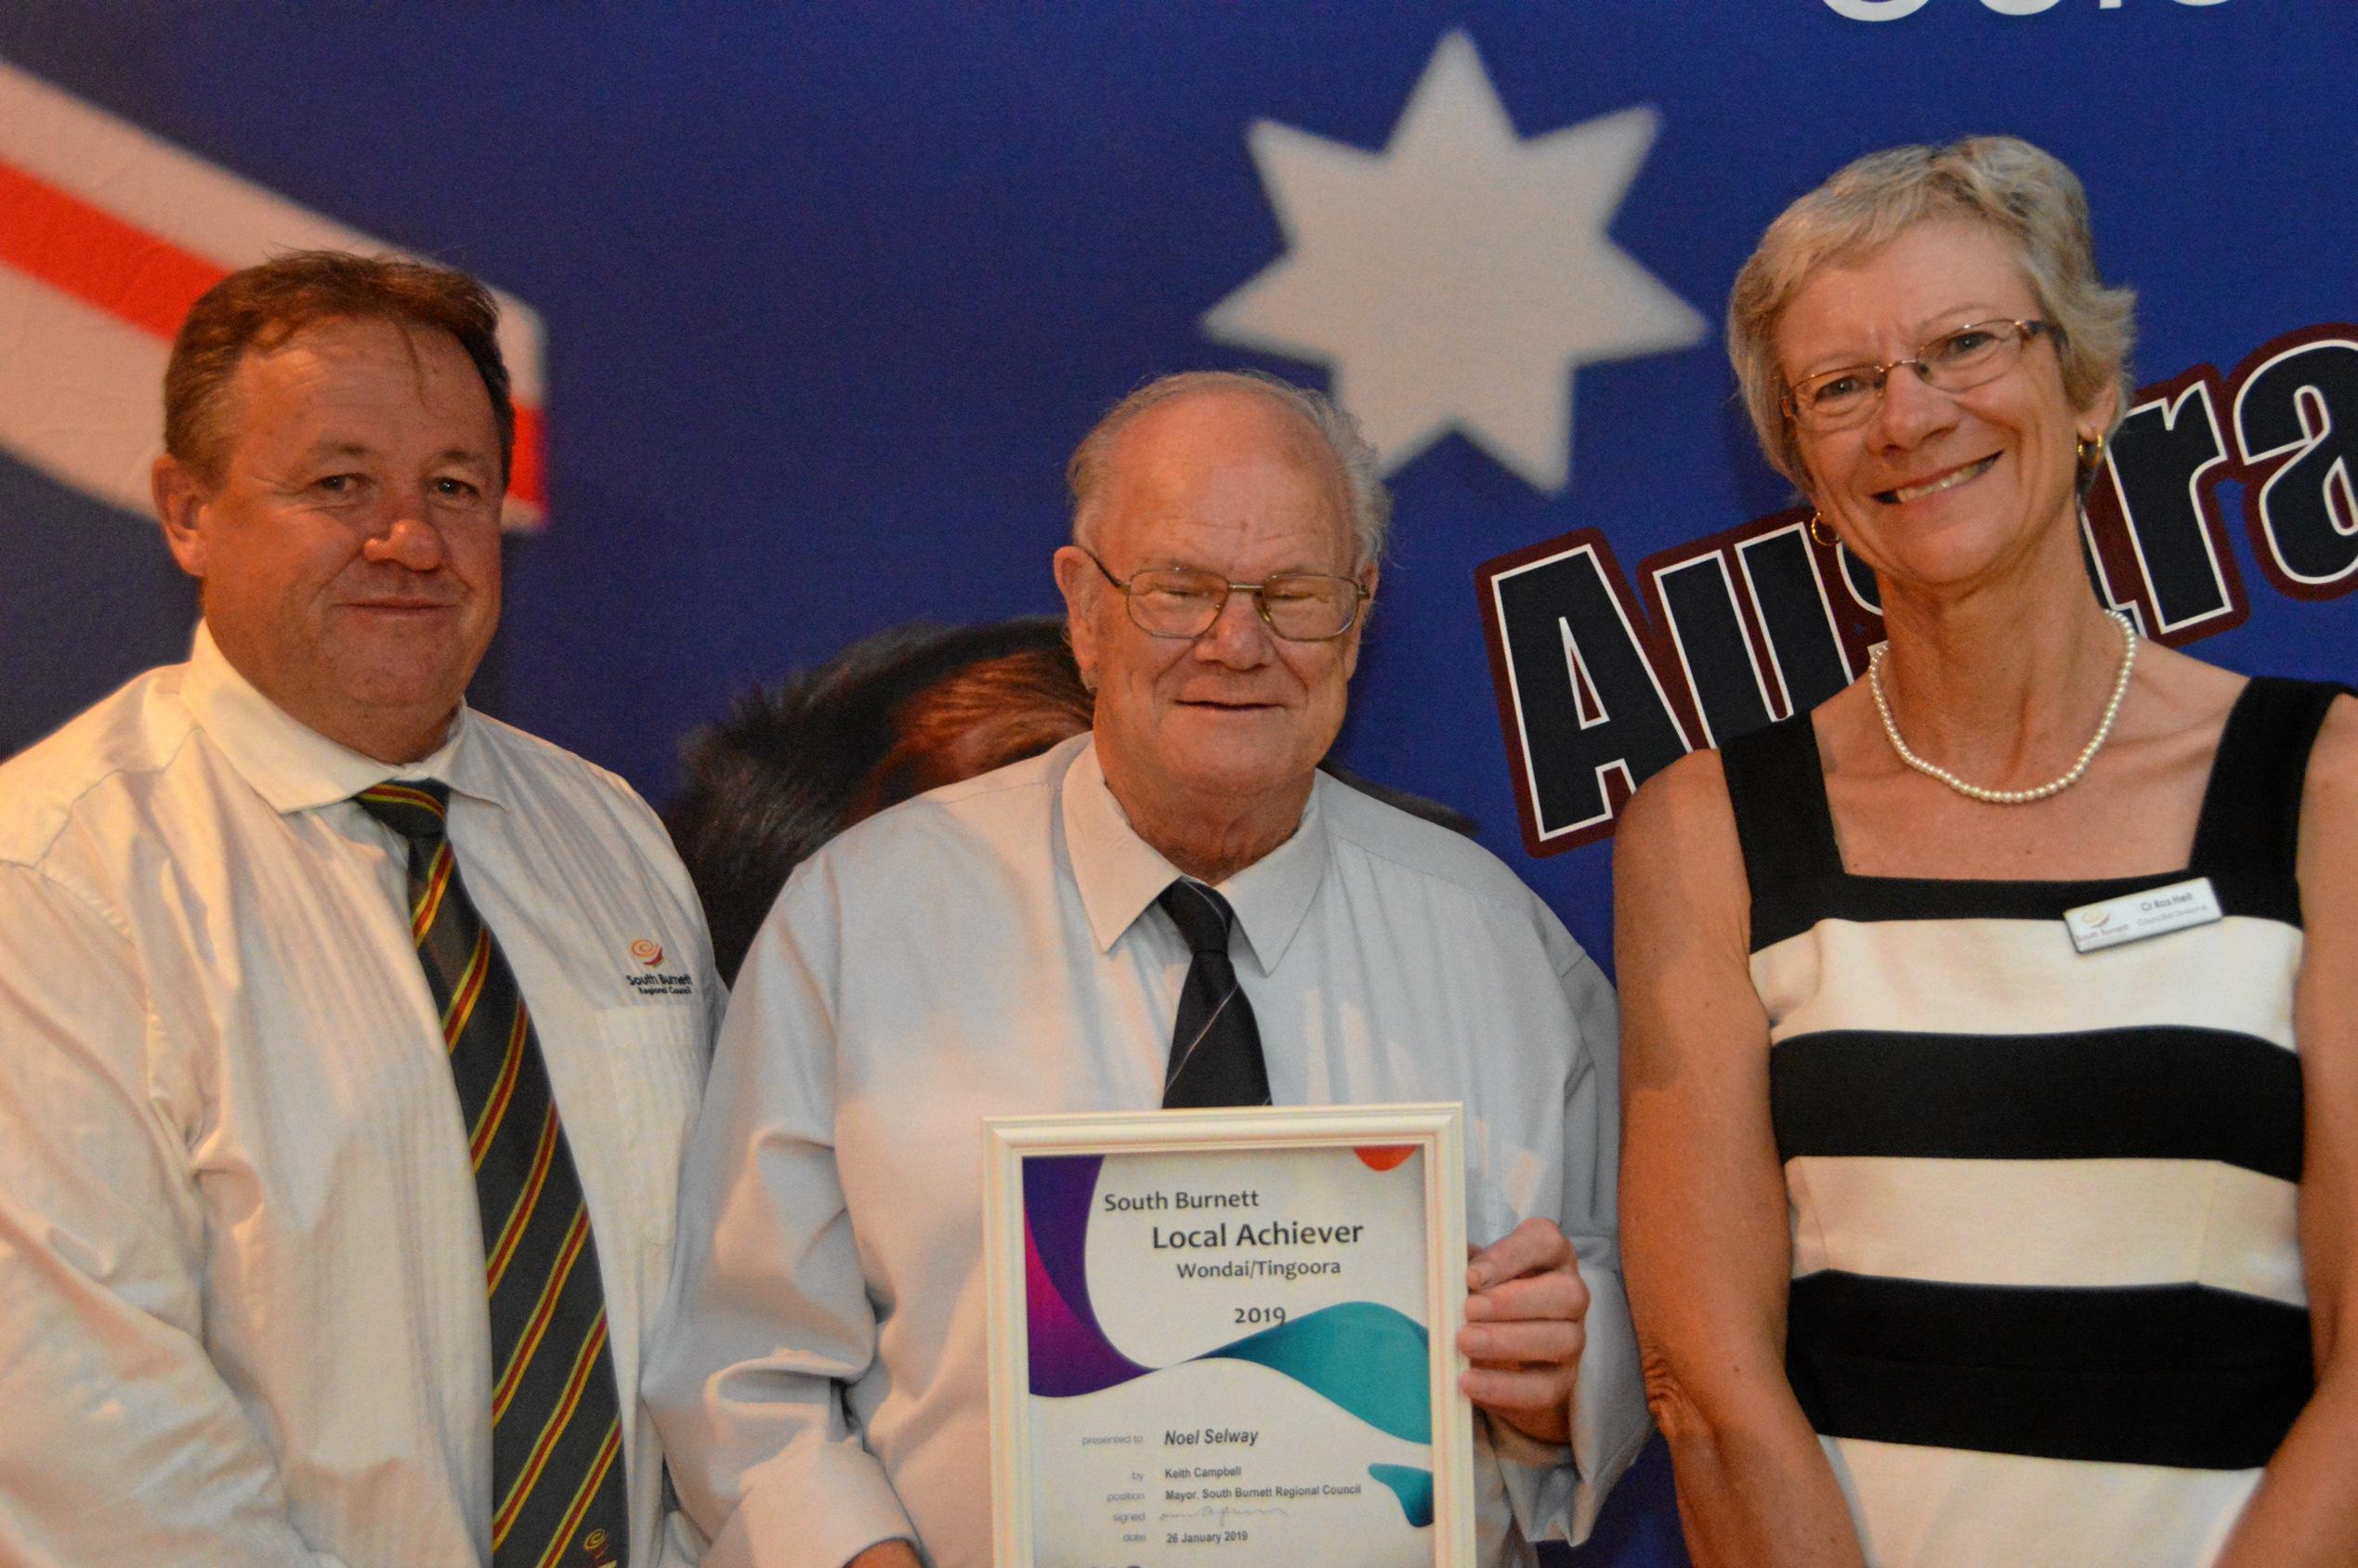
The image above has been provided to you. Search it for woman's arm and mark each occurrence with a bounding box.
[2217,694,2358,1566]
[1615,751,1866,1567]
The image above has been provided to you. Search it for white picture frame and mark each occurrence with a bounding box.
[982,1102,1474,1567]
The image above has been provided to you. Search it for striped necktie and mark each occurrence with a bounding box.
[1157,879,1271,1108]
[356,782,629,1568]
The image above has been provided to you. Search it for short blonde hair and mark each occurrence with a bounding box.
[1727,136,2136,489]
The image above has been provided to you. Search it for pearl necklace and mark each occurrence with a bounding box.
[1867,609,2138,805]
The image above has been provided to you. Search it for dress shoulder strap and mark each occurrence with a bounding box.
[2188,675,2353,882]
[1718,713,1844,944]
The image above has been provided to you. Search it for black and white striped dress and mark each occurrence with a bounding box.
[1720,676,2343,1567]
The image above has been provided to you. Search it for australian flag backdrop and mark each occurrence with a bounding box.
[2,5,2352,1561]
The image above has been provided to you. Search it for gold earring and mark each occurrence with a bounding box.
[1808,512,1838,549]
[2076,432,2106,469]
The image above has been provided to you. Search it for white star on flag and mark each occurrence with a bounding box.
[1205,30,1708,494]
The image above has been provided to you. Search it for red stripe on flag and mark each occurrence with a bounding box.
[0,156,225,339]
[0,154,547,512]
[510,404,545,513]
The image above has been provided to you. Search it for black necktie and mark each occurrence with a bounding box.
[1157,879,1270,1108]
[355,782,628,1568]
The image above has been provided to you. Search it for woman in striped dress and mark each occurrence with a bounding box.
[1616,136,2357,1566]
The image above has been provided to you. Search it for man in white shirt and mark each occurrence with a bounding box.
[646,371,1646,1567]
[0,253,715,1566]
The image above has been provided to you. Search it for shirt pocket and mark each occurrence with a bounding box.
[591,1002,709,1254]
[1462,1166,1526,1255]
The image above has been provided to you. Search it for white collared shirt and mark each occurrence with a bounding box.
[0,625,718,1566]
[647,735,1645,1568]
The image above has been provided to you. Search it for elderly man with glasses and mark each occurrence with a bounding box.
[646,371,1645,1568]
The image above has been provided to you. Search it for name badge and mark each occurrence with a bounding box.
[2063,876,2223,954]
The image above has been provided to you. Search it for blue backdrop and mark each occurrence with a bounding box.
[4,5,2352,1561]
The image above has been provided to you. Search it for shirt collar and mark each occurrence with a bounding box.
[179,621,507,817]
[1062,735,1329,974]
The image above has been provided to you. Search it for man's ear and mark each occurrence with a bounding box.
[152,454,213,580]
[1052,543,1100,691]
[1337,560,1380,683]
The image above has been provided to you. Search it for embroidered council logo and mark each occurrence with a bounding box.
[622,936,693,998]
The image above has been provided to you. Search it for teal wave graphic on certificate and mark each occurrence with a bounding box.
[1207,1300,1431,1444]
[1368,1462,1437,1528]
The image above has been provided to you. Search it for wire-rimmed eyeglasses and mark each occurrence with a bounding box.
[1784,319,2054,433]
[1080,548,1369,642]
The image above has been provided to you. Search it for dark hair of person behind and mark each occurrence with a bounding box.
[164,250,515,485]
[670,619,1094,983]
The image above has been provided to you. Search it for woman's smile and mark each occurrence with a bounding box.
[1879,451,1999,505]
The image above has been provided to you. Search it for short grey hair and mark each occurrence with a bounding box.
[1065,369,1393,567]
[1727,135,2137,489]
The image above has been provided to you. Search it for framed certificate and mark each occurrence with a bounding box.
[982,1103,1474,1568]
